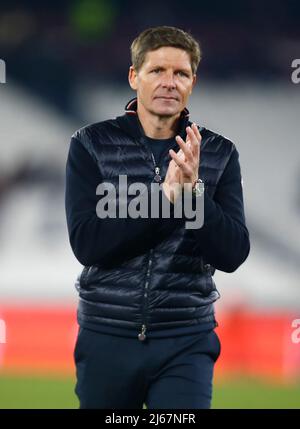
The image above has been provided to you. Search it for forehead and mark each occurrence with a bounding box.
[142,46,192,70]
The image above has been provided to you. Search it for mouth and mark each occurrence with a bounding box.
[154,96,179,101]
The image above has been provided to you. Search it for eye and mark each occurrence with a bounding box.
[177,71,188,77]
[151,68,161,74]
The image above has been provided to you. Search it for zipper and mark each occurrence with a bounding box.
[151,154,162,183]
[138,248,154,341]
[135,139,163,183]
[150,140,181,183]
[134,138,178,340]
[138,324,147,341]
[135,137,179,184]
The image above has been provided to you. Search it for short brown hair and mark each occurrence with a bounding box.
[130,26,201,75]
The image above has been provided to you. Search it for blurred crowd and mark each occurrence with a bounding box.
[0,0,299,113]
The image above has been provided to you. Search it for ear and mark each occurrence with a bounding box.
[128,66,138,91]
[190,74,197,93]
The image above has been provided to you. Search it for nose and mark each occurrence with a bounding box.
[161,71,176,89]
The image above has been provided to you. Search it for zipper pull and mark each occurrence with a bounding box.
[154,166,161,183]
[138,324,147,341]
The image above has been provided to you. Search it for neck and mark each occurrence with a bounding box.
[137,103,180,139]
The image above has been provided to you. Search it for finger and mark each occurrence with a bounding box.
[175,135,193,163]
[189,124,201,165]
[177,150,185,163]
[192,122,202,143]
[169,148,185,167]
[169,149,193,177]
[186,125,201,156]
[192,123,202,154]
[181,139,192,161]
[185,128,199,159]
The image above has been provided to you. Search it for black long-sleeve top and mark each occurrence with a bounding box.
[65,135,250,273]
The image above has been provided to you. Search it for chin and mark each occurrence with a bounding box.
[157,107,177,115]
[151,104,180,117]
[151,98,181,115]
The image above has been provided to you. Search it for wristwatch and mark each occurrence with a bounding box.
[192,178,205,197]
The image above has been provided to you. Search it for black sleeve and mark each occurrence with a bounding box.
[65,137,182,266]
[191,147,250,272]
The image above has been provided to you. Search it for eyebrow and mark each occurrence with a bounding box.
[149,65,192,74]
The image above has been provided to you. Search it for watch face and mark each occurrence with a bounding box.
[193,181,204,197]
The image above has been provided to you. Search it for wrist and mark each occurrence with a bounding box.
[162,182,172,203]
[162,182,182,204]
[191,178,205,197]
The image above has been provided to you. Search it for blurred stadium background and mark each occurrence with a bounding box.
[0,0,300,408]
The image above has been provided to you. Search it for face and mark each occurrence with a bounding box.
[129,46,196,119]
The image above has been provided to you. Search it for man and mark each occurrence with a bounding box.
[65,26,250,409]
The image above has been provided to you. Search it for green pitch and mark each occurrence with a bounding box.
[0,374,299,409]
